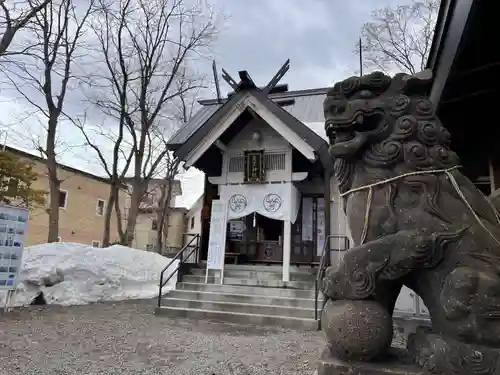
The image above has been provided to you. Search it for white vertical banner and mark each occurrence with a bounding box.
[316,198,325,256]
[206,200,227,284]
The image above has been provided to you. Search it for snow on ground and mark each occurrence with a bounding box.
[0,242,178,307]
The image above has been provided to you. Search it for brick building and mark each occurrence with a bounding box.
[3,146,126,247]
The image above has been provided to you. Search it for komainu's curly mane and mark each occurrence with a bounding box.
[324,71,459,193]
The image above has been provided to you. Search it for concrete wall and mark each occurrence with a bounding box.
[134,213,154,250]
[126,178,184,253]
[133,208,187,253]
[184,197,203,240]
[183,196,203,262]
[125,179,182,211]
[166,210,187,250]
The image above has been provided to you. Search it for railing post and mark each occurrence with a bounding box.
[313,236,350,329]
[314,279,318,321]
[157,234,200,309]
[157,271,164,307]
[319,298,327,331]
[196,234,200,264]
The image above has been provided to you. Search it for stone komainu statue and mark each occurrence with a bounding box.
[321,71,500,374]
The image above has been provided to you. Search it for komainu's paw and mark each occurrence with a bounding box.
[408,328,500,375]
[407,329,450,374]
[321,263,345,300]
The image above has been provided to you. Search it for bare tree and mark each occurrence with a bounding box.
[154,162,179,253]
[80,0,218,246]
[3,0,95,242]
[357,0,439,75]
[154,85,199,253]
[0,0,51,57]
[74,119,134,247]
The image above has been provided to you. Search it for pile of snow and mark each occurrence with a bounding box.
[0,242,179,307]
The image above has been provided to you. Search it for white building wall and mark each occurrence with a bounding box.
[183,196,203,263]
[185,197,203,240]
[223,119,292,184]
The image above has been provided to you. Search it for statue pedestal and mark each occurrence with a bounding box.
[316,347,427,375]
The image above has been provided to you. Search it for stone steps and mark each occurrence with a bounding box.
[156,265,322,330]
[175,281,318,299]
[160,298,316,319]
[182,274,315,289]
[155,305,319,330]
[190,268,316,282]
[167,289,321,308]
[198,263,317,274]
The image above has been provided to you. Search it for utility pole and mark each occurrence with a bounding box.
[359,37,363,76]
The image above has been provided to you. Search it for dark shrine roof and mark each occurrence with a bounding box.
[167,86,329,148]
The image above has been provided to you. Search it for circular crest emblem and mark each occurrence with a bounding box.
[228,194,247,213]
[263,193,282,212]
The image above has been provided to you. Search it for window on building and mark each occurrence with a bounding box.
[96,199,105,216]
[152,219,158,230]
[92,241,100,248]
[190,216,195,229]
[59,190,68,209]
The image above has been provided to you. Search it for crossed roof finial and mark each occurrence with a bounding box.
[220,59,290,94]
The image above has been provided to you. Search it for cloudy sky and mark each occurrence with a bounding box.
[0,0,413,209]
[211,0,410,93]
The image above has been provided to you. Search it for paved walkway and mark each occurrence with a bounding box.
[0,299,325,374]
[0,299,409,375]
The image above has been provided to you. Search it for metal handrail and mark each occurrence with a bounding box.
[157,233,200,307]
[314,235,350,324]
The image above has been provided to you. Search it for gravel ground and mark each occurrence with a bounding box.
[0,299,408,375]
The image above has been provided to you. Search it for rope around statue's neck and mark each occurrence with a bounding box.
[339,165,500,246]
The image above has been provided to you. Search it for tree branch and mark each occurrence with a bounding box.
[83,0,219,246]
[357,0,439,75]
[0,0,52,56]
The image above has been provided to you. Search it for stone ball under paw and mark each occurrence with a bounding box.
[321,299,393,361]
